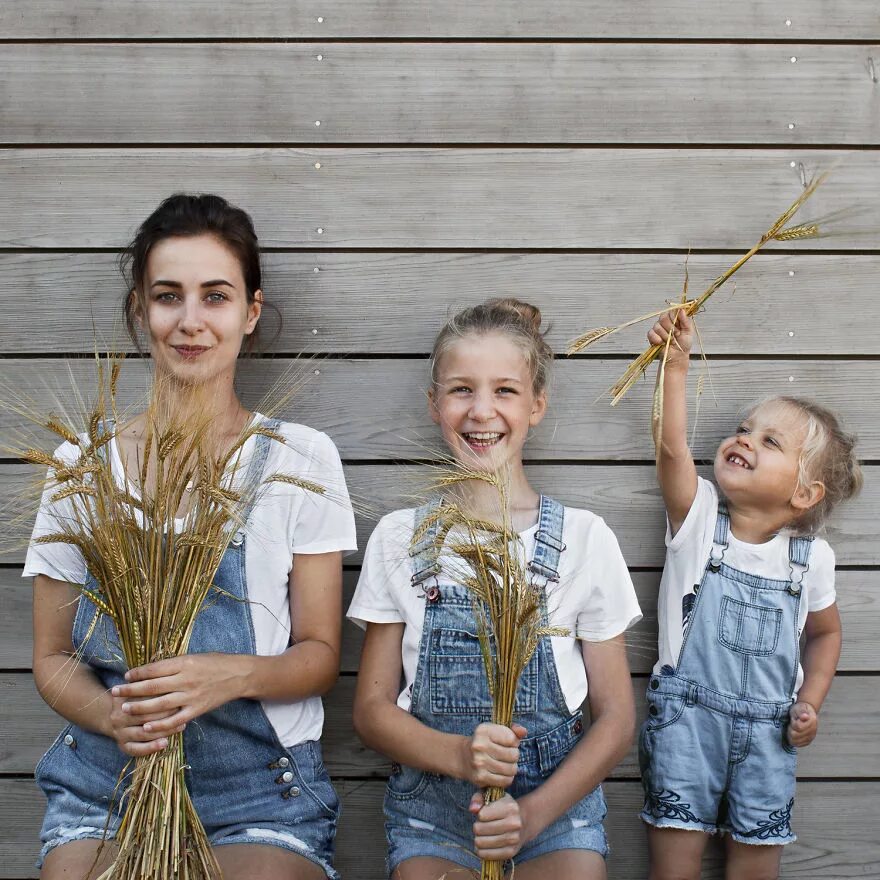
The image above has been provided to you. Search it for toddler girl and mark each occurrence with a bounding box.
[641,309,861,879]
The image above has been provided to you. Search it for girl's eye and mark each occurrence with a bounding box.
[450,385,471,394]
[496,387,517,395]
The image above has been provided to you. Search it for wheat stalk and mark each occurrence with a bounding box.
[566,172,829,407]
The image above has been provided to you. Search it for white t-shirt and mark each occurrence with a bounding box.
[655,477,836,695]
[23,418,357,747]
[348,504,642,714]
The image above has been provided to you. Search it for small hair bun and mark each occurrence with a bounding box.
[484,297,544,335]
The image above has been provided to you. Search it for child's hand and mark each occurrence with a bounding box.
[464,722,527,788]
[787,701,819,747]
[469,792,529,861]
[647,307,693,369]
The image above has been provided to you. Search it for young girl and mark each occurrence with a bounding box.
[641,310,862,880]
[25,194,356,880]
[349,298,642,879]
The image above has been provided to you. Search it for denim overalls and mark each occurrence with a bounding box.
[639,503,811,844]
[35,421,340,877]
[384,495,608,875]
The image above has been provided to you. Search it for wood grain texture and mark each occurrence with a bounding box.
[1,358,878,459]
[3,252,880,355]
[2,149,877,249]
[0,779,878,879]
[6,44,880,144]
[2,1,878,39]
[3,464,877,566]
[2,672,875,778]
[6,569,876,674]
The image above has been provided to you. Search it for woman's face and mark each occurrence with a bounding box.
[139,234,261,386]
[429,331,546,472]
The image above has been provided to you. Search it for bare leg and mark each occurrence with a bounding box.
[41,839,119,880]
[392,856,477,880]
[214,843,329,880]
[646,826,709,880]
[723,838,783,880]
[508,849,606,879]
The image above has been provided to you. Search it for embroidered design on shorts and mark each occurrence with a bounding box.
[739,799,794,840]
[644,788,702,824]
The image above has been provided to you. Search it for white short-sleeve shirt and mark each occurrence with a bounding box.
[347,504,642,714]
[655,476,836,696]
[23,418,357,747]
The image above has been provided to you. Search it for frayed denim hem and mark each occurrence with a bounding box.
[214,828,340,880]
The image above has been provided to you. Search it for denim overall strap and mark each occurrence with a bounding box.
[409,496,444,591]
[787,534,813,596]
[708,503,730,569]
[529,495,566,584]
[228,417,282,549]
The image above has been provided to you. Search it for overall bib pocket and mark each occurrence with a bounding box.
[718,596,782,656]
[428,627,539,716]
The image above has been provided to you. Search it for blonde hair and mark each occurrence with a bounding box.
[430,298,553,394]
[748,396,862,533]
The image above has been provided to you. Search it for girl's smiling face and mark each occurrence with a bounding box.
[714,399,818,516]
[429,331,547,471]
[139,234,261,386]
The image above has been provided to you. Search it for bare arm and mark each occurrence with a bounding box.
[516,635,635,839]
[647,309,698,534]
[353,621,522,786]
[788,603,842,747]
[32,574,178,755]
[116,551,344,731]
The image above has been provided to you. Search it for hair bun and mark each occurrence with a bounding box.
[484,297,543,334]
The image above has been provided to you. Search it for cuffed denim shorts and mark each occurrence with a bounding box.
[385,748,608,874]
[36,731,341,878]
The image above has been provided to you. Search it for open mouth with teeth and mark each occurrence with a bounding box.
[461,431,504,451]
[726,452,751,470]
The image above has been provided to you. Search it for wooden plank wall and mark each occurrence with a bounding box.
[1,2,878,876]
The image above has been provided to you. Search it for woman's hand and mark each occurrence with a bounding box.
[463,722,527,788]
[469,791,533,861]
[109,693,185,756]
[647,307,693,370]
[111,653,247,734]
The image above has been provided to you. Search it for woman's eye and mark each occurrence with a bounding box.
[154,292,178,302]
[206,292,228,303]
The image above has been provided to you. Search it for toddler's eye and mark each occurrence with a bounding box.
[450,385,471,394]
[765,436,780,448]
[735,425,749,435]
[497,387,517,395]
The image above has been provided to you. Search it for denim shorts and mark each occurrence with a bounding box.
[36,730,341,878]
[385,723,608,875]
[639,686,798,845]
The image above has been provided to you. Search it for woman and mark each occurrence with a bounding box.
[26,194,356,880]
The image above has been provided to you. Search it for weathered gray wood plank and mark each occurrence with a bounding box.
[1,779,878,879]
[3,252,880,355]
[7,569,876,674]
[2,1,878,39]
[2,358,878,460]
[3,672,875,779]
[6,44,879,144]
[3,464,878,566]
[2,149,877,249]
